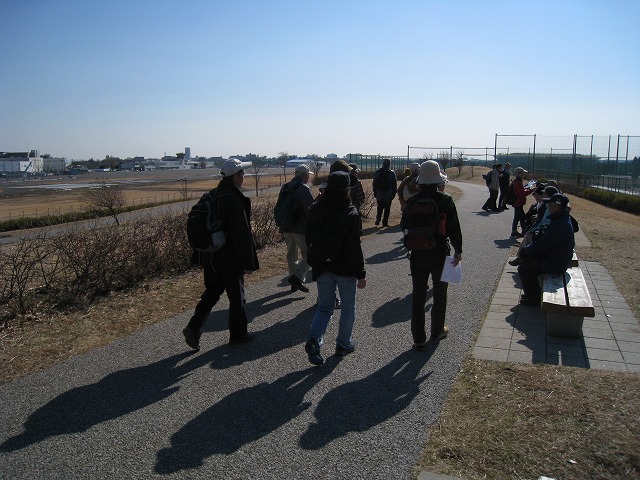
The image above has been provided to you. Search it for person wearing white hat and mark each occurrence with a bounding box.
[183,158,259,350]
[397,162,421,211]
[402,160,463,350]
[278,164,315,293]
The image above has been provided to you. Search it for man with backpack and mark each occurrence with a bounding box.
[481,163,501,212]
[275,164,315,293]
[372,158,397,227]
[182,159,260,351]
[498,162,511,211]
[402,160,462,351]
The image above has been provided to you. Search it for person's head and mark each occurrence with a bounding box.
[404,167,412,177]
[418,160,448,186]
[348,163,360,175]
[543,193,570,214]
[496,163,503,171]
[514,167,527,178]
[533,183,546,201]
[319,171,351,207]
[542,186,559,200]
[330,159,352,174]
[409,162,420,175]
[294,164,313,182]
[220,159,251,187]
[382,158,391,168]
[505,162,511,170]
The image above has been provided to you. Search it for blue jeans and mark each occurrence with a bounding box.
[308,271,357,349]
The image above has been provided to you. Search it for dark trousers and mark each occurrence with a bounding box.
[517,260,542,300]
[482,189,499,210]
[376,200,392,225]
[410,250,448,343]
[187,262,248,341]
[498,187,508,209]
[511,205,526,233]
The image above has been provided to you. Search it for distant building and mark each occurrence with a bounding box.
[185,147,191,160]
[0,151,44,174]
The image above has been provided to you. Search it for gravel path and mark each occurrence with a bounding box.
[0,181,514,480]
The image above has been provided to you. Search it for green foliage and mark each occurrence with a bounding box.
[582,188,640,215]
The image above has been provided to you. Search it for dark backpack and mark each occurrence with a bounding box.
[306,212,343,267]
[482,171,492,187]
[505,181,516,206]
[375,169,392,191]
[274,182,301,230]
[186,189,226,253]
[402,197,446,250]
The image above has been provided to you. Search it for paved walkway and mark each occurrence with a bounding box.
[473,259,640,372]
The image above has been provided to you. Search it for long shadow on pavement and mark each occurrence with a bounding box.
[0,351,195,453]
[154,359,340,474]
[299,347,435,450]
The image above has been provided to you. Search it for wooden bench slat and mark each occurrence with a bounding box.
[564,267,595,317]
[542,273,568,313]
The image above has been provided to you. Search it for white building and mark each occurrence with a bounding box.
[0,151,44,174]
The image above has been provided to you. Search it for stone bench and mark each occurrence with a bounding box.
[541,267,595,338]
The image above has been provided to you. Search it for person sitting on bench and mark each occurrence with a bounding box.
[517,193,575,306]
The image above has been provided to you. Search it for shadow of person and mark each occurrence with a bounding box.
[298,349,434,450]
[0,351,195,453]
[203,304,316,370]
[366,243,408,264]
[371,293,412,328]
[202,289,302,333]
[494,238,515,250]
[154,359,339,474]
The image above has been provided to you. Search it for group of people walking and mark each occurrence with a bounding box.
[182,158,462,366]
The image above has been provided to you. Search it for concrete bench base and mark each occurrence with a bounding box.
[546,312,584,338]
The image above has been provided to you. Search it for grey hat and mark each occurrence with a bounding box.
[514,167,527,176]
[543,186,559,199]
[418,160,447,185]
[294,164,312,175]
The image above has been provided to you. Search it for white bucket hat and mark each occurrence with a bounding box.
[418,160,447,185]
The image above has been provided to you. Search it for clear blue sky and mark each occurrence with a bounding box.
[1,0,638,160]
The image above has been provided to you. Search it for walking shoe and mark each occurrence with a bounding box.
[305,338,324,366]
[182,327,201,351]
[430,325,449,341]
[412,342,427,351]
[335,343,355,357]
[288,275,309,293]
[511,231,524,238]
[508,257,523,266]
[229,333,255,345]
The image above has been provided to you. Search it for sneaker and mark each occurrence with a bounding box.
[430,325,449,341]
[412,342,427,351]
[305,338,324,366]
[288,275,309,293]
[182,327,201,351]
[335,343,355,357]
[229,333,255,345]
[508,257,523,267]
[510,231,523,238]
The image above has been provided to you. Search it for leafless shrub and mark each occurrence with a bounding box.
[83,181,126,224]
[360,183,376,219]
[251,196,281,248]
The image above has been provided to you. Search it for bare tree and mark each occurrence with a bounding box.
[438,150,451,170]
[455,151,465,175]
[83,181,126,224]
[277,151,289,182]
[247,160,265,196]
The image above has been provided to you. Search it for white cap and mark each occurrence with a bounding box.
[220,159,252,176]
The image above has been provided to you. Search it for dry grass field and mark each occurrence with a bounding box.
[1,166,639,479]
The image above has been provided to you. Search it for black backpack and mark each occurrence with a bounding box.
[482,171,492,187]
[402,197,446,250]
[274,182,302,230]
[375,169,392,191]
[505,181,516,206]
[186,189,227,253]
[306,212,343,267]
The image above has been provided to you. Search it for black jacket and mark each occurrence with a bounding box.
[305,201,365,281]
[192,178,259,273]
[522,209,574,273]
